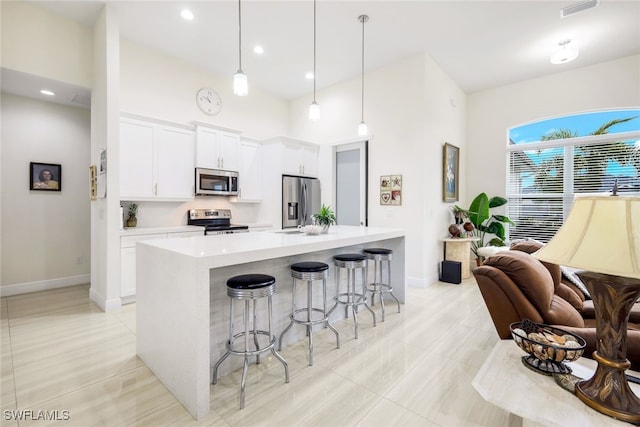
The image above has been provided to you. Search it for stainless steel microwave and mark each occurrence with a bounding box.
[195,168,239,196]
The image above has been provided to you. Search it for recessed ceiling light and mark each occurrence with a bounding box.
[40,90,55,96]
[253,45,264,55]
[181,9,194,21]
[305,72,314,80]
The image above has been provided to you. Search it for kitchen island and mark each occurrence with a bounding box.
[136,225,405,419]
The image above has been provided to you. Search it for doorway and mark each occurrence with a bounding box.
[334,141,368,226]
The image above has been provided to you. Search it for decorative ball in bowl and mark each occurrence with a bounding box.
[509,319,586,375]
[298,224,323,235]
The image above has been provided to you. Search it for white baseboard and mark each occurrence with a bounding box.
[0,275,91,297]
[89,287,122,312]
[407,275,438,288]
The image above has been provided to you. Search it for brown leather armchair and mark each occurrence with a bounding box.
[473,249,640,371]
[510,240,640,323]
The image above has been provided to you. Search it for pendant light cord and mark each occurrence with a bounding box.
[238,0,242,71]
[360,15,366,122]
[313,0,317,102]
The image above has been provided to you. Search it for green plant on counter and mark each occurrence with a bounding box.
[312,204,336,226]
[455,193,514,258]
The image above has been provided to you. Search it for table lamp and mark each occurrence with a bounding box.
[533,195,640,423]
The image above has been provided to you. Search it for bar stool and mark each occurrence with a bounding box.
[328,254,376,339]
[364,248,401,322]
[212,274,289,409]
[279,262,340,366]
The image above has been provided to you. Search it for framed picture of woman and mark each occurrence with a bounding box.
[443,143,459,202]
[30,162,62,191]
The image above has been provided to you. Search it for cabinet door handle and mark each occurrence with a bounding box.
[155,183,158,196]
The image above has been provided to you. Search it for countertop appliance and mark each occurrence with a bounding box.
[195,168,238,196]
[282,174,321,228]
[187,209,249,235]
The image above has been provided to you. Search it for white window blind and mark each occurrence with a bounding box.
[507,132,640,243]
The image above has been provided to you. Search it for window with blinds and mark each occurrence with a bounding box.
[506,110,640,243]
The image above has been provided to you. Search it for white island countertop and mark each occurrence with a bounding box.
[136,225,406,419]
[139,225,405,267]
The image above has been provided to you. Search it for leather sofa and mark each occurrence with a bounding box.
[472,249,640,371]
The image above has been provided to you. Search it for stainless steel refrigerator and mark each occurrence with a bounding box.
[282,175,321,228]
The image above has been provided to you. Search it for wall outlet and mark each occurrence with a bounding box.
[75,256,84,265]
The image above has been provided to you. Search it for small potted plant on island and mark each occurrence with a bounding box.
[126,203,138,228]
[312,204,336,234]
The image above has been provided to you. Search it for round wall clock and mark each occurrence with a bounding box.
[196,88,222,116]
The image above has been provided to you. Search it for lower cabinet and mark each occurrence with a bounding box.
[120,229,203,302]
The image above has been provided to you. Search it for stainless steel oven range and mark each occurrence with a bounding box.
[187,209,249,235]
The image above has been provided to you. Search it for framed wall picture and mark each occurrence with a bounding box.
[30,162,61,191]
[380,174,402,205]
[443,143,459,202]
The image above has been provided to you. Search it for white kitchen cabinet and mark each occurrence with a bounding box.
[120,116,194,201]
[264,137,319,177]
[120,228,203,301]
[235,139,262,201]
[195,126,240,171]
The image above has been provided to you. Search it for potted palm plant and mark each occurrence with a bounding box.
[312,204,336,233]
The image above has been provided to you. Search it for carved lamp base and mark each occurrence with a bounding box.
[575,271,640,424]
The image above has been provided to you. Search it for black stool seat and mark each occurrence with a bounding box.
[227,274,275,289]
[334,253,366,262]
[291,262,329,273]
[364,248,392,255]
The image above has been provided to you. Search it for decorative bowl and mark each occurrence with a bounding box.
[509,319,586,375]
[299,225,323,235]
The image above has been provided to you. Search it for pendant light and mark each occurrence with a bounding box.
[357,15,369,137]
[308,0,320,121]
[233,0,248,96]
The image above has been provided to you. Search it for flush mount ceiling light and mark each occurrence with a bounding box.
[253,45,264,55]
[357,14,369,137]
[233,0,248,96]
[308,0,320,121]
[550,39,579,64]
[40,89,55,96]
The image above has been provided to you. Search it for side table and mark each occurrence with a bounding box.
[473,340,640,427]
[442,238,479,279]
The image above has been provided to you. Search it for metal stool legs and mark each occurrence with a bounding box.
[365,250,400,322]
[329,256,376,339]
[212,276,289,409]
[279,265,339,366]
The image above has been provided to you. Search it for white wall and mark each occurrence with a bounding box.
[467,55,640,204]
[0,1,93,87]
[0,94,91,295]
[289,54,467,286]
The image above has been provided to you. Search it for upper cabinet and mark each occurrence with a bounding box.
[264,137,319,177]
[195,125,240,171]
[120,116,194,201]
[235,139,263,202]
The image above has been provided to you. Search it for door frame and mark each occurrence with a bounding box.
[333,139,368,226]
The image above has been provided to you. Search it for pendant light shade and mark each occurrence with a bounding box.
[358,121,368,137]
[309,0,320,121]
[233,0,248,96]
[309,101,320,121]
[357,15,369,136]
[234,71,248,96]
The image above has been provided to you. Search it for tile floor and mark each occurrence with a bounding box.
[1,279,509,426]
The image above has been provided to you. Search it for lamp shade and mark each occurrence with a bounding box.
[533,196,640,279]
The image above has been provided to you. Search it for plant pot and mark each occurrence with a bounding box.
[321,224,330,234]
[126,216,137,228]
